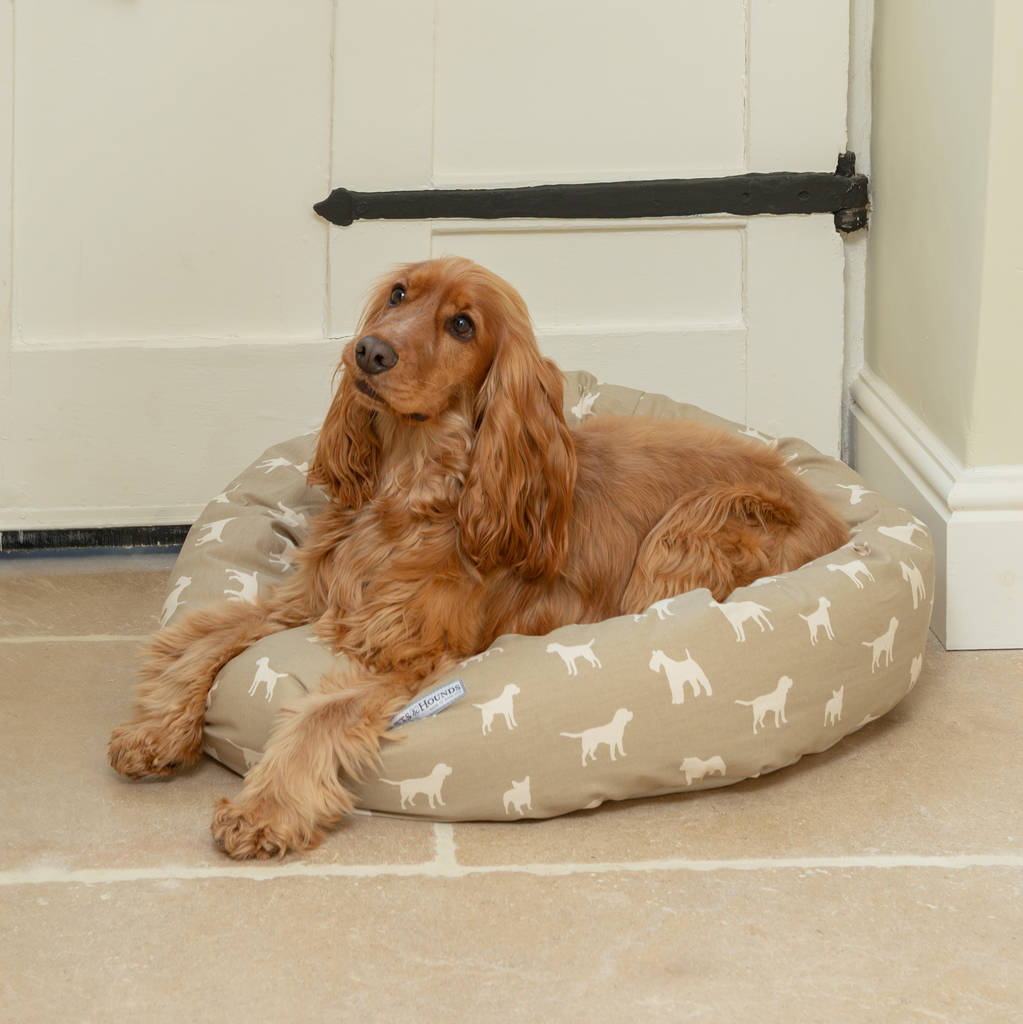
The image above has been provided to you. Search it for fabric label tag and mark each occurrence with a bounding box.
[388,679,467,730]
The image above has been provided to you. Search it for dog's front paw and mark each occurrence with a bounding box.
[211,798,322,861]
[108,719,198,779]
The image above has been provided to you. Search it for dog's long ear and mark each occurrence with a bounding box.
[458,291,576,580]
[307,366,380,508]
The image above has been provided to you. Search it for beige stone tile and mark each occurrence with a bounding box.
[453,634,1023,866]
[0,641,435,870]
[3,867,1019,1022]
[0,567,169,637]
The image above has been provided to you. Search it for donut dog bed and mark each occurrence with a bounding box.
[163,371,934,820]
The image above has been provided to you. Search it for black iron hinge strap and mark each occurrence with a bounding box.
[315,152,868,234]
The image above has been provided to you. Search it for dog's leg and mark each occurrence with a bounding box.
[622,485,794,607]
[209,669,426,860]
[109,598,306,779]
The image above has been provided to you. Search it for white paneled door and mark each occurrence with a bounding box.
[0,0,852,531]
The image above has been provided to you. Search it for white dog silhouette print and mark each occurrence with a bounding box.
[826,559,875,589]
[712,600,774,642]
[224,568,259,604]
[836,483,875,505]
[738,426,776,447]
[503,777,532,815]
[561,708,633,766]
[256,456,294,474]
[863,616,899,671]
[546,639,602,676]
[160,575,191,627]
[680,755,726,786]
[735,676,794,734]
[909,653,923,689]
[824,685,844,726]
[900,561,927,609]
[248,657,288,702]
[268,534,298,571]
[195,518,235,547]
[473,684,520,735]
[799,597,835,645]
[378,763,453,809]
[635,596,680,623]
[571,391,600,420]
[272,502,308,531]
[460,646,504,667]
[649,649,712,704]
[878,522,927,548]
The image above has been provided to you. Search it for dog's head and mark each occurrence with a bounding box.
[310,257,576,580]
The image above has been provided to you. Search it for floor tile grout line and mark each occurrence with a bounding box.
[432,822,458,871]
[0,634,149,644]
[2,853,1021,888]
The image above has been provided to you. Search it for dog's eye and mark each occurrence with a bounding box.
[388,285,406,307]
[449,314,475,341]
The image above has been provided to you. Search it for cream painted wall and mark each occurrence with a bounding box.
[972,1,1023,466]
[867,0,1023,468]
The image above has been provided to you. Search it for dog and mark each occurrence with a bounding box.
[108,256,849,859]
[503,776,532,816]
[680,755,726,786]
[863,616,899,672]
[735,676,794,734]
[799,596,835,645]
[560,709,634,767]
[712,599,774,642]
[648,649,712,704]
[473,683,520,735]
[377,763,452,810]
[546,639,602,676]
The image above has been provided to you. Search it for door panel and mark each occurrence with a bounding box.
[1,0,851,530]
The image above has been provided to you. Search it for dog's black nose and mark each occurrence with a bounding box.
[355,335,398,375]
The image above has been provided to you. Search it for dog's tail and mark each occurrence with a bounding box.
[733,700,755,707]
[376,778,402,787]
[559,732,583,739]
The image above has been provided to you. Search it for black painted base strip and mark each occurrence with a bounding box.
[0,525,191,553]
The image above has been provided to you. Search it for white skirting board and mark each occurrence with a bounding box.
[849,368,1023,650]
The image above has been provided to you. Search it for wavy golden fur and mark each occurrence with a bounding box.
[109,256,849,859]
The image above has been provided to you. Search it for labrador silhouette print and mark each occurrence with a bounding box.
[503,776,532,816]
[224,568,259,604]
[195,518,235,547]
[473,684,520,735]
[649,649,712,704]
[878,521,928,549]
[460,646,504,668]
[909,652,924,689]
[900,561,927,609]
[836,483,875,505]
[248,657,288,703]
[160,575,191,627]
[546,639,602,676]
[863,617,899,671]
[680,755,726,786]
[826,559,875,589]
[735,676,794,733]
[570,390,600,420]
[799,597,835,645]
[268,534,298,571]
[561,708,633,766]
[378,763,453,809]
[711,600,774,642]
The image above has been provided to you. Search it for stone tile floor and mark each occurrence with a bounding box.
[1,550,1020,1022]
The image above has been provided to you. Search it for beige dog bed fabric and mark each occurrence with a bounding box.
[162,371,934,821]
